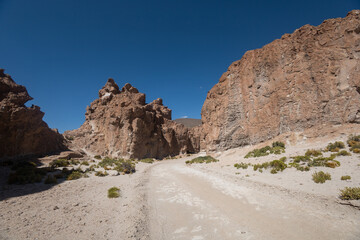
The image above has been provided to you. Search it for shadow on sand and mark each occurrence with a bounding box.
[0,158,68,201]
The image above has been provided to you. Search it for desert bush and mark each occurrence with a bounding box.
[270,169,278,174]
[339,187,360,200]
[95,171,108,177]
[336,150,351,156]
[272,141,285,148]
[94,155,102,160]
[325,160,341,168]
[341,175,351,181]
[305,149,323,157]
[70,159,80,165]
[140,158,154,164]
[50,159,69,168]
[353,148,360,153]
[291,155,311,163]
[108,187,120,198]
[312,171,331,183]
[270,146,285,155]
[98,157,120,168]
[114,160,136,174]
[88,164,96,172]
[253,162,270,171]
[81,160,89,166]
[44,174,57,184]
[185,156,219,164]
[234,162,250,169]
[7,162,49,184]
[325,141,345,152]
[347,134,360,146]
[245,146,272,158]
[67,171,82,180]
[269,159,287,172]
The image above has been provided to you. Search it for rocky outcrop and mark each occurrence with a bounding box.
[0,69,66,159]
[201,10,360,151]
[64,79,199,159]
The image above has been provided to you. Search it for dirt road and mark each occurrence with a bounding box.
[146,158,360,240]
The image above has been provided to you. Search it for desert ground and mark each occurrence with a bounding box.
[1,129,360,240]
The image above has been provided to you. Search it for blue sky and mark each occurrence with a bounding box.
[0,0,359,133]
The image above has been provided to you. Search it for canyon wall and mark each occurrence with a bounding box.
[201,10,360,151]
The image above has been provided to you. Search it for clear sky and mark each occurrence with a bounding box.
[0,0,359,133]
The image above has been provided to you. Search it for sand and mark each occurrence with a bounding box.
[1,130,360,239]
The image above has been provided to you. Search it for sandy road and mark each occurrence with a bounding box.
[146,158,360,240]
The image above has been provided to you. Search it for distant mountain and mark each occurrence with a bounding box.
[174,118,202,128]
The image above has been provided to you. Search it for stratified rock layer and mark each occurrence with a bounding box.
[201,10,360,151]
[64,79,199,159]
[0,69,65,159]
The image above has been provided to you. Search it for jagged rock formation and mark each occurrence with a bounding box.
[64,79,199,159]
[201,10,360,151]
[0,69,66,159]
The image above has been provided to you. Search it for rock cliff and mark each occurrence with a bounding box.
[64,79,199,159]
[0,69,66,159]
[201,10,360,151]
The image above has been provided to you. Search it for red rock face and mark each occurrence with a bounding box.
[201,10,360,151]
[0,69,66,159]
[64,79,199,159]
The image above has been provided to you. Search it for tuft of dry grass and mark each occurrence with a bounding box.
[108,187,120,198]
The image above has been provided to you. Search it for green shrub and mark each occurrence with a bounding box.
[108,187,120,198]
[348,135,360,152]
[336,150,351,156]
[270,146,285,155]
[340,175,351,181]
[270,169,278,174]
[312,171,331,183]
[269,160,287,171]
[70,159,80,165]
[140,158,154,164]
[245,146,272,158]
[44,175,57,184]
[98,157,117,167]
[95,171,108,177]
[94,155,102,160]
[325,141,345,152]
[305,149,323,157]
[67,171,82,180]
[288,162,310,171]
[272,141,285,148]
[234,162,249,169]
[50,159,69,168]
[339,187,360,200]
[113,160,136,174]
[7,162,49,184]
[186,156,219,164]
[291,155,311,163]
[81,160,89,166]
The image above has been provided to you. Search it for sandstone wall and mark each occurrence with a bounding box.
[0,69,66,159]
[201,10,360,151]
